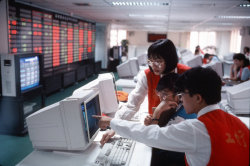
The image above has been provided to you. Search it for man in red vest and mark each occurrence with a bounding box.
[100,39,190,145]
[94,67,249,166]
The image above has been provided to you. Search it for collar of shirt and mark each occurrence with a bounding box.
[197,104,220,118]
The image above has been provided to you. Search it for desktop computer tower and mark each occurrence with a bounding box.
[1,54,17,97]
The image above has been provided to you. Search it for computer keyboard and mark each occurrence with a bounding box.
[94,137,136,166]
[220,100,233,114]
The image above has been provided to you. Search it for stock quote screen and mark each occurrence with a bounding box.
[8,2,96,70]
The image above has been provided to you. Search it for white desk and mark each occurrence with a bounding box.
[17,133,152,166]
[17,97,152,166]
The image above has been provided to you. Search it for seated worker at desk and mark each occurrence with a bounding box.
[94,67,249,166]
[100,39,190,145]
[144,73,196,166]
[203,53,220,64]
[228,53,250,82]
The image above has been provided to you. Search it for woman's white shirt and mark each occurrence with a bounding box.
[115,70,148,120]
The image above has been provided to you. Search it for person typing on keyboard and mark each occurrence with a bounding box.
[100,39,190,146]
[94,67,249,166]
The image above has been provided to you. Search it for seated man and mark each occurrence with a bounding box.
[144,73,196,166]
[144,73,196,127]
[94,67,249,166]
[203,53,220,64]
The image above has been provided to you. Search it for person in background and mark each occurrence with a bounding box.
[94,67,249,166]
[100,39,190,145]
[243,46,249,59]
[194,45,204,56]
[229,53,250,82]
[144,73,196,166]
[203,53,220,64]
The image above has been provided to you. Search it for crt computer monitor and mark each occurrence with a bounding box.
[27,89,101,151]
[226,80,250,114]
[202,61,223,78]
[1,53,41,97]
[182,55,202,68]
[20,56,40,91]
[73,73,119,114]
[116,57,140,78]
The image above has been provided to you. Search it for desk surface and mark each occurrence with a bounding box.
[17,133,152,166]
[17,97,152,166]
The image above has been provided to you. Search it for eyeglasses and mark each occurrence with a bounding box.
[177,92,189,100]
[148,59,164,68]
[156,92,173,101]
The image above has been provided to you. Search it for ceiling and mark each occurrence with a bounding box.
[18,0,250,32]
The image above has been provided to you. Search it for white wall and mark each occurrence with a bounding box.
[95,23,110,69]
[127,31,150,46]
[127,31,190,48]
[241,27,250,52]
[126,31,190,58]
[167,32,190,49]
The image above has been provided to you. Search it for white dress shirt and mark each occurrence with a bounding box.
[111,104,222,166]
[115,70,148,120]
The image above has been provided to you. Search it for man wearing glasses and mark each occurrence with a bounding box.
[94,67,249,166]
[144,72,196,127]
[144,72,196,166]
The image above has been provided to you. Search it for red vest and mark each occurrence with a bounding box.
[144,64,190,114]
[196,109,249,166]
[144,69,160,115]
[176,63,191,74]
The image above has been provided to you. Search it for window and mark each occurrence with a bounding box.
[230,29,241,53]
[110,30,127,47]
[190,31,216,53]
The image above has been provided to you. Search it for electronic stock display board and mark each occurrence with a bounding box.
[8,1,96,70]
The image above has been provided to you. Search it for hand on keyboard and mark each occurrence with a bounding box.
[101,130,116,146]
[94,137,135,166]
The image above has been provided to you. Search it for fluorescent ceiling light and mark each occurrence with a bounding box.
[209,22,233,26]
[111,2,168,6]
[129,14,168,19]
[144,25,166,28]
[216,16,250,19]
[239,4,250,7]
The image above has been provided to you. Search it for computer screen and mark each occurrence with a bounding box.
[20,56,40,91]
[27,89,101,151]
[1,53,42,97]
[81,93,101,139]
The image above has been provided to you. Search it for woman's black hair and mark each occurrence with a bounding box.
[147,39,178,74]
[176,67,222,105]
[233,53,249,67]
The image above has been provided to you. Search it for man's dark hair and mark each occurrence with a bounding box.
[244,46,249,53]
[156,73,179,93]
[147,39,178,74]
[233,53,249,67]
[176,67,222,105]
[204,53,212,59]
